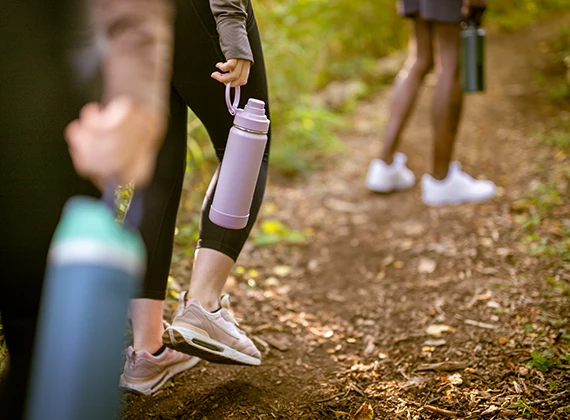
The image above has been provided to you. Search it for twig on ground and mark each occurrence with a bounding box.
[416,361,468,372]
[464,319,496,329]
[528,390,570,406]
[422,405,458,417]
[311,391,348,404]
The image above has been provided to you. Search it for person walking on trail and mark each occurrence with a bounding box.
[365,0,497,206]
[118,0,269,395]
[0,0,174,418]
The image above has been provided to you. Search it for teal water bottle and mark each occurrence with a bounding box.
[25,194,145,420]
[461,19,485,92]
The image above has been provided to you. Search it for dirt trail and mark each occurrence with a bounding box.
[122,16,570,419]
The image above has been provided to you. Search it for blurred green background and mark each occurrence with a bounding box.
[183,0,569,180]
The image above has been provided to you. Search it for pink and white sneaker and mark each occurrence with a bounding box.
[163,292,261,366]
[119,346,199,396]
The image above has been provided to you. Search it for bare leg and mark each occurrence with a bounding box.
[187,248,234,311]
[130,299,164,353]
[130,248,233,352]
[381,18,434,164]
[431,23,463,180]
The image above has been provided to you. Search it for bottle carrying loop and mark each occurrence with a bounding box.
[225,83,240,116]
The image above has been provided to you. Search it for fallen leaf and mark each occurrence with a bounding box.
[447,373,463,386]
[264,277,280,287]
[308,259,319,271]
[426,324,454,337]
[273,265,291,277]
[404,222,425,237]
[263,334,291,352]
[479,237,494,247]
[475,291,492,301]
[393,261,404,269]
[380,254,395,268]
[418,257,437,274]
[481,405,500,416]
[351,403,374,420]
[423,339,447,347]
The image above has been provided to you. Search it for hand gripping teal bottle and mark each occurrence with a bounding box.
[25,193,145,420]
[461,18,485,92]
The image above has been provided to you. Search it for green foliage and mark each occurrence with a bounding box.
[514,24,570,262]
[252,219,306,246]
[252,0,407,176]
[486,0,569,31]
[527,350,561,371]
[508,397,535,418]
[540,131,570,154]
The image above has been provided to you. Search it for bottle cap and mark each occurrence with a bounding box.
[225,84,270,133]
[234,99,270,133]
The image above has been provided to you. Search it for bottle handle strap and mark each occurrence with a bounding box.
[225,83,240,116]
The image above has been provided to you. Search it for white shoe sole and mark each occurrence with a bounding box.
[163,326,261,367]
[119,356,200,396]
[366,182,415,193]
[422,191,496,206]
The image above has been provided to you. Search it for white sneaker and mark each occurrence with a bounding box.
[421,162,496,206]
[365,152,416,193]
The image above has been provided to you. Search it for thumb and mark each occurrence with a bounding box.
[100,97,132,128]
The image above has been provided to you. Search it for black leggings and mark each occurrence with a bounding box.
[125,0,270,300]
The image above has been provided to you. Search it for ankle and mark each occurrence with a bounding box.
[133,340,164,355]
[188,292,220,312]
[431,168,449,181]
[381,154,394,165]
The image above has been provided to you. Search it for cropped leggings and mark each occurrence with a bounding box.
[126,0,271,300]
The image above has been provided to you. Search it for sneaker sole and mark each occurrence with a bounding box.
[163,326,261,367]
[422,192,496,206]
[119,356,200,396]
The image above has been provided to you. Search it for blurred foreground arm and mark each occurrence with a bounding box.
[66,0,175,188]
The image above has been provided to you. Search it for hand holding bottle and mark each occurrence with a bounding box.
[211,58,252,87]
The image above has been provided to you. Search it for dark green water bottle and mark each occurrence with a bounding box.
[461,20,485,92]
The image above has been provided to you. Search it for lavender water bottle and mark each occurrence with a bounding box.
[209,84,270,230]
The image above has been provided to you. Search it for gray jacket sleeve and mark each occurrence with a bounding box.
[209,0,254,63]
